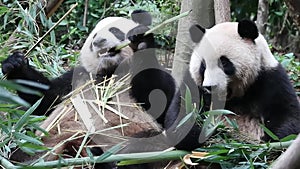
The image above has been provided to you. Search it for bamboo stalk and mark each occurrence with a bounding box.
[145,9,191,35]
[4,139,293,168]
[115,10,191,51]
[25,3,78,57]
[262,140,293,149]
[29,150,189,168]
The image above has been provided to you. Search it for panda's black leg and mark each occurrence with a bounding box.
[127,30,177,127]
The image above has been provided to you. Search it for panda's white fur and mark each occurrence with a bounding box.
[79,17,136,74]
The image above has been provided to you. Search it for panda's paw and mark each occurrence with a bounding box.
[2,52,28,75]
[128,33,144,45]
[128,32,154,51]
[127,25,149,41]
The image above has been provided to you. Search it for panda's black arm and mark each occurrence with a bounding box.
[1,52,73,115]
[127,27,177,126]
[2,52,51,86]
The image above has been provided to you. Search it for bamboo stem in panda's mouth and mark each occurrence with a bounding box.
[115,10,192,51]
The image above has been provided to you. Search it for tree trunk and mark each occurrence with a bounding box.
[257,0,269,34]
[83,0,89,27]
[284,0,300,54]
[42,0,65,18]
[214,0,231,24]
[171,0,215,84]
[285,0,300,28]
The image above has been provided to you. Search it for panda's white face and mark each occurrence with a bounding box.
[79,17,138,75]
[189,22,278,100]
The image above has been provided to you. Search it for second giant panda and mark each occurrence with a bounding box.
[189,20,300,141]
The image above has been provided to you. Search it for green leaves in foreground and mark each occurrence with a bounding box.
[0,98,48,157]
[195,142,270,169]
[0,79,49,107]
[198,110,235,144]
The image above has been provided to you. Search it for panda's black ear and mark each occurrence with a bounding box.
[189,24,206,43]
[131,10,152,26]
[238,20,259,41]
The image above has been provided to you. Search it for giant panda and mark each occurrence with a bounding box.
[1,10,151,116]
[3,10,163,116]
[189,19,300,141]
[1,10,197,168]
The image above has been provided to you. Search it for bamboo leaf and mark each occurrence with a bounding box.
[97,141,124,161]
[20,142,48,151]
[224,116,238,130]
[0,87,30,107]
[31,123,49,136]
[205,109,235,116]
[19,146,36,156]
[280,134,297,142]
[198,110,233,143]
[14,98,42,131]
[86,147,94,161]
[260,124,280,141]
[15,79,49,90]
[0,80,46,96]
[184,85,193,114]
[13,132,43,145]
[176,111,194,130]
[0,6,9,17]
[0,138,10,148]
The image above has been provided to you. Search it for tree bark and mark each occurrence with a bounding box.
[257,0,269,34]
[171,0,215,84]
[284,0,300,29]
[214,0,231,24]
[43,0,65,18]
[83,0,89,27]
[271,134,300,169]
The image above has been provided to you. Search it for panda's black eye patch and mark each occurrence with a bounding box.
[109,27,125,41]
[219,56,235,75]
